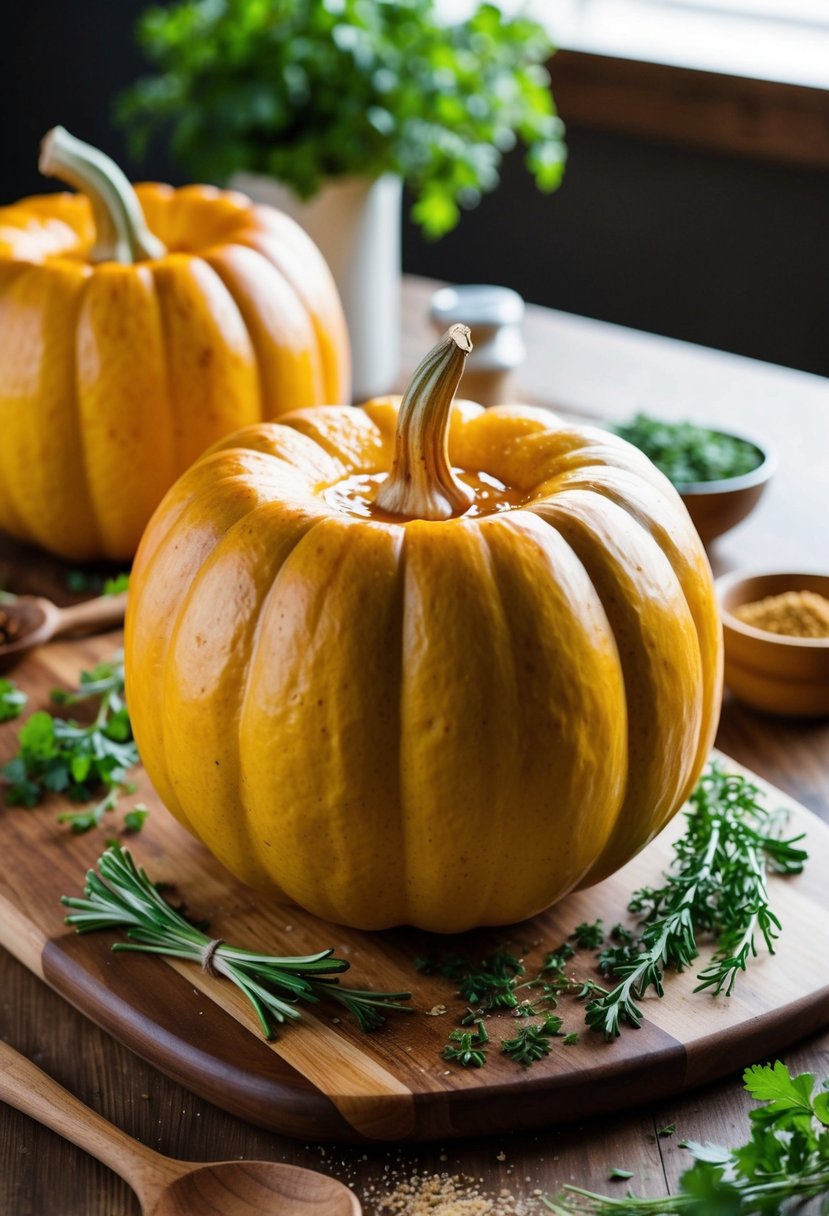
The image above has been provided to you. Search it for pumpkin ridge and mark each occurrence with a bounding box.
[531,490,706,885]
[205,243,323,412]
[49,266,105,557]
[542,463,722,808]
[168,501,326,886]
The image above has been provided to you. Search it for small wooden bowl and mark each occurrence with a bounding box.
[717,571,829,718]
[677,436,776,546]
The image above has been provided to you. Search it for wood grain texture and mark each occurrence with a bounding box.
[0,632,827,1146]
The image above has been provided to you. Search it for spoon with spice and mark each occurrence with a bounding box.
[0,1038,361,1215]
[0,590,128,674]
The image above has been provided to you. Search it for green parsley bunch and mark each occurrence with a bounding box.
[117,0,565,237]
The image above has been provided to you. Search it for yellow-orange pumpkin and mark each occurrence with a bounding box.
[125,327,722,933]
[0,127,349,561]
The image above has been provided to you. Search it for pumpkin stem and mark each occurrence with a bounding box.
[375,325,475,521]
[38,126,167,265]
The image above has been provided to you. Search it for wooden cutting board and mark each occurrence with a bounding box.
[1,633,828,1144]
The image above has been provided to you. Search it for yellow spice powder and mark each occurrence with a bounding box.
[733,590,829,638]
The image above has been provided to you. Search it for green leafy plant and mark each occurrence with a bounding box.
[2,653,138,808]
[62,845,412,1038]
[0,678,27,724]
[545,1062,829,1213]
[614,414,763,486]
[117,0,565,237]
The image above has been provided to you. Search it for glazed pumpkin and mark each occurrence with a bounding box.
[125,326,722,933]
[0,127,349,561]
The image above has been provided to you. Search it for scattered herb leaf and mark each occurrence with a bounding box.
[571,920,605,950]
[546,1062,829,1212]
[0,678,27,723]
[2,653,138,808]
[123,804,149,834]
[442,1019,490,1068]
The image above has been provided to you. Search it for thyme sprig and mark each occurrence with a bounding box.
[62,846,412,1038]
[585,765,808,1039]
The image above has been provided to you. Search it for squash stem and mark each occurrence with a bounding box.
[375,324,474,521]
[39,126,166,265]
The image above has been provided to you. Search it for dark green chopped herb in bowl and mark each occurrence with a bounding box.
[614,413,776,546]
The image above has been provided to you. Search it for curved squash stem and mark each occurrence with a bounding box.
[375,324,475,521]
[39,126,166,265]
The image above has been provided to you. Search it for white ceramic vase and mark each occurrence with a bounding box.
[232,171,402,402]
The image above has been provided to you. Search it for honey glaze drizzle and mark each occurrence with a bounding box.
[323,469,528,522]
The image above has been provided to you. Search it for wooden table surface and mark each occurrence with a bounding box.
[1,275,828,1214]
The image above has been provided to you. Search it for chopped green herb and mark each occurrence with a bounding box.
[563,1032,579,1046]
[58,790,118,834]
[501,1024,553,1067]
[443,1019,490,1068]
[541,943,576,972]
[104,573,130,595]
[0,678,27,723]
[608,1168,635,1181]
[2,653,138,808]
[658,1123,676,1137]
[62,845,412,1039]
[571,920,605,950]
[123,804,149,834]
[614,414,763,486]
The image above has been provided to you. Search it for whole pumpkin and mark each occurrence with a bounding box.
[126,326,722,933]
[0,127,349,561]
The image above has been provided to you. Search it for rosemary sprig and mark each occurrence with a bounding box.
[585,765,808,1039]
[62,846,412,1038]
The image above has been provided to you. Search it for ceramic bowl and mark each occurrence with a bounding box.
[677,435,776,546]
[717,571,829,718]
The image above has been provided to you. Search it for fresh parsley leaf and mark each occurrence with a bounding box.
[571,920,605,949]
[104,573,130,595]
[1,652,138,809]
[0,678,27,723]
[547,1062,829,1213]
[123,804,149,834]
[117,0,566,238]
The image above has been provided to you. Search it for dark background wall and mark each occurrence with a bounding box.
[2,0,827,377]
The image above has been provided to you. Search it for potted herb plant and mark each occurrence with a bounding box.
[118,0,566,399]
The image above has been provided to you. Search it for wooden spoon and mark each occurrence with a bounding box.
[0,1040,362,1215]
[0,590,128,673]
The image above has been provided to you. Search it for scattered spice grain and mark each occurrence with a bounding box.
[367,1170,543,1215]
[733,589,829,638]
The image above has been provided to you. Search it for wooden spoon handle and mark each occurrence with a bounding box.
[0,1039,181,1208]
[55,591,128,637]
